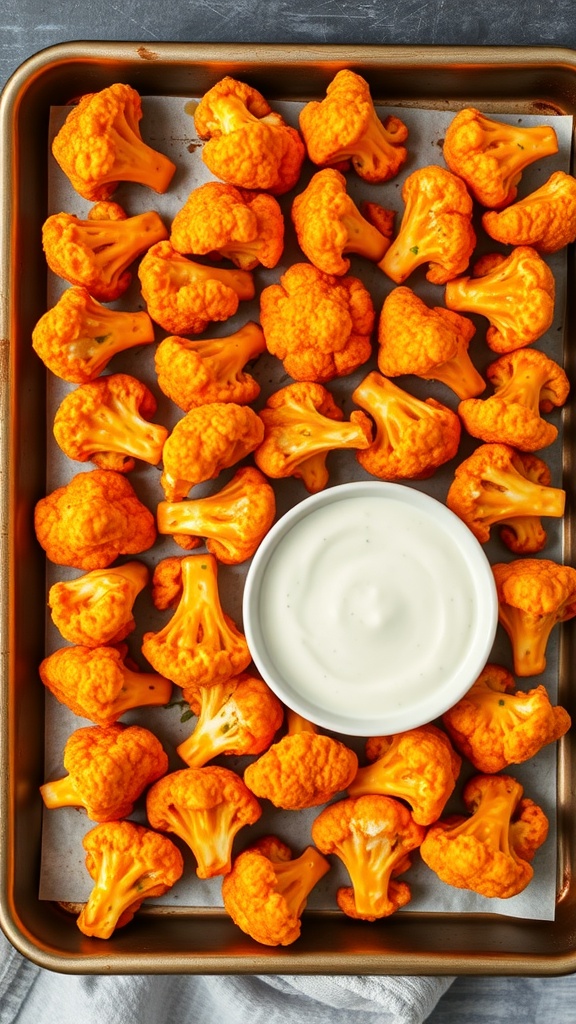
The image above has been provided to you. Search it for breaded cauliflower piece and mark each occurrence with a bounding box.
[442,663,571,774]
[379,164,476,285]
[299,69,408,182]
[40,722,168,821]
[443,107,559,208]
[170,181,284,270]
[51,83,176,202]
[259,262,374,383]
[160,402,264,502]
[444,247,555,354]
[138,240,255,335]
[482,171,576,253]
[353,371,461,481]
[34,469,156,570]
[48,560,149,647]
[194,76,305,195]
[377,286,485,399]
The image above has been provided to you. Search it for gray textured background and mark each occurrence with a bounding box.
[2,0,576,1020]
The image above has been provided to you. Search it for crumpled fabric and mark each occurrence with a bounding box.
[0,930,453,1024]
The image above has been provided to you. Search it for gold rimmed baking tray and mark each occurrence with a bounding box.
[1,42,576,975]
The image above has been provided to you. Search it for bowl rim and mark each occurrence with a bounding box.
[243,479,499,737]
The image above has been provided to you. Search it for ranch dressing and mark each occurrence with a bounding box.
[256,493,478,720]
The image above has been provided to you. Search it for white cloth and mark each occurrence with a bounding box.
[0,931,453,1024]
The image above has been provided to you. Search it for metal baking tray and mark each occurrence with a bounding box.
[1,42,576,976]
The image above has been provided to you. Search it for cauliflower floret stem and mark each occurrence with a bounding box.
[40,775,81,809]
[169,804,236,877]
[176,681,238,767]
[75,393,167,465]
[272,847,330,916]
[446,785,519,857]
[205,95,283,134]
[338,830,401,918]
[379,190,449,279]
[472,464,565,523]
[71,306,154,376]
[344,208,389,262]
[99,109,175,194]
[79,850,162,939]
[498,607,557,677]
[113,665,172,718]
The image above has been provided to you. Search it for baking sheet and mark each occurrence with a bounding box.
[38,95,572,924]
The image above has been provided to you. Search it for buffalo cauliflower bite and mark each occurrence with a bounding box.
[254,382,372,493]
[156,466,276,562]
[377,286,485,399]
[492,558,576,677]
[259,262,375,383]
[34,469,156,570]
[311,794,425,921]
[348,724,461,826]
[458,348,569,452]
[42,204,168,301]
[39,644,172,726]
[170,181,284,270]
[222,835,330,946]
[243,710,358,811]
[32,285,155,384]
[420,774,549,898]
[40,722,168,821]
[138,240,255,335]
[298,69,408,183]
[291,168,391,276]
[48,560,149,647]
[482,171,576,253]
[443,107,559,209]
[442,663,571,774]
[52,83,176,202]
[379,164,476,285]
[352,371,461,481]
[76,820,183,939]
[142,554,251,697]
[193,76,305,195]
[154,324,265,413]
[146,765,262,878]
[53,372,168,473]
[444,247,555,354]
[160,402,264,502]
[446,443,565,551]
[176,673,284,768]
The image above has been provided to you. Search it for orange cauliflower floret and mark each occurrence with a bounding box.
[146,765,261,878]
[259,262,375,383]
[444,247,555,354]
[176,673,284,768]
[291,168,391,276]
[377,286,485,399]
[458,348,569,452]
[32,286,155,384]
[222,835,330,946]
[42,203,168,301]
[379,164,476,285]
[142,554,251,697]
[446,443,565,551]
[311,794,425,921]
[298,69,408,183]
[52,83,176,202]
[442,663,571,774]
[160,402,264,502]
[244,711,358,811]
[156,466,276,562]
[254,381,372,493]
[48,560,149,647]
[352,371,461,481]
[154,324,265,413]
[53,372,168,473]
[482,171,576,253]
[40,722,168,821]
[194,75,305,195]
[348,724,461,826]
[492,558,576,677]
[420,774,549,898]
[76,820,183,939]
[34,469,156,570]
[138,240,255,335]
[443,107,559,209]
[39,644,172,726]
[170,181,284,270]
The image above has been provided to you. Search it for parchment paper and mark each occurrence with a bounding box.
[38,96,573,922]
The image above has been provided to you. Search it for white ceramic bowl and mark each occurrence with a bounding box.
[243,480,498,737]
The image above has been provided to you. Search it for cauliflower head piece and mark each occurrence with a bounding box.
[48,560,149,647]
[482,171,576,253]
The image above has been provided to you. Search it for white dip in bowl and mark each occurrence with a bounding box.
[243,480,498,737]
